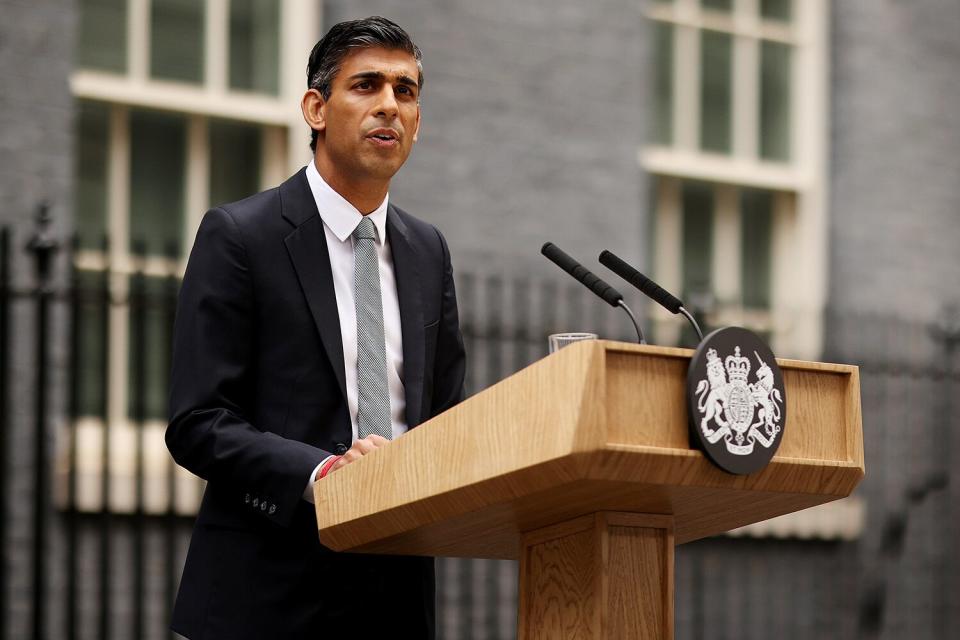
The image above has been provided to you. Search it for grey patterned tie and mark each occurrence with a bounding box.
[352,217,392,440]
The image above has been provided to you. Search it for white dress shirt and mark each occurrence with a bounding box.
[302,161,408,502]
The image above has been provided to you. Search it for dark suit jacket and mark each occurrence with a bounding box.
[166,168,466,639]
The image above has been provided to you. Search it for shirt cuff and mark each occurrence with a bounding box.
[302,458,332,504]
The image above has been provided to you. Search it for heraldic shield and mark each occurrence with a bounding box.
[686,326,787,474]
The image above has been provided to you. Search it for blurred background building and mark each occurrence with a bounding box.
[1,0,958,638]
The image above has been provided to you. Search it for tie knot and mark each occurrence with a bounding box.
[353,217,376,241]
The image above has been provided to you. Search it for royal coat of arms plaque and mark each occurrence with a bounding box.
[686,326,787,475]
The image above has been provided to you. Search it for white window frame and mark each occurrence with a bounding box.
[643,0,829,360]
[63,0,322,514]
[72,0,317,194]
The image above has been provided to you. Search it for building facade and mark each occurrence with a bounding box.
[0,0,958,638]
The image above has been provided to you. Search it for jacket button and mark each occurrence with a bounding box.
[269,504,277,515]
[334,443,348,455]
[244,493,251,504]
[252,498,259,508]
[260,502,267,511]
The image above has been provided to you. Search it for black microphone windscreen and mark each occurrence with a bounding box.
[542,242,623,307]
[541,242,578,274]
[599,250,683,314]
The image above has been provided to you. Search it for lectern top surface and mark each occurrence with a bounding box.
[313,341,863,557]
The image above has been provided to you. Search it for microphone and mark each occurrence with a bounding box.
[542,242,622,307]
[540,242,645,344]
[598,249,703,342]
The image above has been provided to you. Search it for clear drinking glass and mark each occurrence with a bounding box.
[548,332,598,354]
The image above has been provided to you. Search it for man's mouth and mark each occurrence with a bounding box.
[366,129,400,147]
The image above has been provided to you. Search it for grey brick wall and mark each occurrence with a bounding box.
[0,0,76,248]
[828,0,960,324]
[0,1,75,638]
[325,0,651,281]
[826,1,960,638]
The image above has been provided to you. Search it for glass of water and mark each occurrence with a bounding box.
[548,332,598,354]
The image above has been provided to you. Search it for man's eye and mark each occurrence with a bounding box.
[356,81,372,90]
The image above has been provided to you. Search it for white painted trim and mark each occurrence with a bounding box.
[206,0,229,92]
[106,107,130,431]
[732,0,759,160]
[779,0,829,360]
[129,0,150,80]
[644,0,829,357]
[675,0,698,21]
[261,124,288,189]
[728,496,865,541]
[62,417,205,514]
[641,146,804,190]
[709,306,774,332]
[107,106,129,267]
[74,251,181,278]
[72,71,291,125]
[185,115,210,259]
[282,0,321,174]
[713,184,741,306]
[769,190,795,354]
[645,2,796,44]
[674,23,699,150]
[652,177,683,346]
[69,2,321,494]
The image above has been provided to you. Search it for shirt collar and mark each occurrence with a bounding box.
[305,160,389,245]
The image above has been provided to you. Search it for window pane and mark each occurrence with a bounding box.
[650,22,674,145]
[151,0,205,83]
[75,102,109,251]
[700,30,732,153]
[76,270,108,417]
[702,0,732,12]
[210,120,262,206]
[230,0,280,95]
[130,110,185,256]
[681,181,714,301]
[78,0,127,72]
[128,275,177,421]
[740,189,772,309]
[761,0,792,22]
[760,40,791,161]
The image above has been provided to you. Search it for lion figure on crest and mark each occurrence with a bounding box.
[695,348,729,443]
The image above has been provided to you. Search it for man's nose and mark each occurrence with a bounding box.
[374,86,399,118]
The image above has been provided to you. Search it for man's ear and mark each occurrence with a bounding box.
[301,89,326,134]
[412,105,421,143]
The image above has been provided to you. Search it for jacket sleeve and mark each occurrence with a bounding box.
[166,207,327,527]
[429,226,467,417]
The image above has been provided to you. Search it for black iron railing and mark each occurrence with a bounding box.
[0,212,957,640]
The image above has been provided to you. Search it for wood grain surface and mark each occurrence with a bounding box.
[518,512,674,640]
[313,340,864,557]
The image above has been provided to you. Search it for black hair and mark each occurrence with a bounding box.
[306,16,423,152]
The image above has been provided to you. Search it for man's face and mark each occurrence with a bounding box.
[314,46,421,185]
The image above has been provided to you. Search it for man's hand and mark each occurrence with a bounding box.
[328,434,389,474]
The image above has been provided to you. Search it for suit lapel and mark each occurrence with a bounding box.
[280,169,348,403]
[387,206,425,428]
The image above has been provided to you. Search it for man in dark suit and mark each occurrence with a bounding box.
[166,16,465,639]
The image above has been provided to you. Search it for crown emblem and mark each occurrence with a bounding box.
[725,346,750,382]
[689,327,786,472]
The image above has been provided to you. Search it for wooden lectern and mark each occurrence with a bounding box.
[313,341,864,639]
